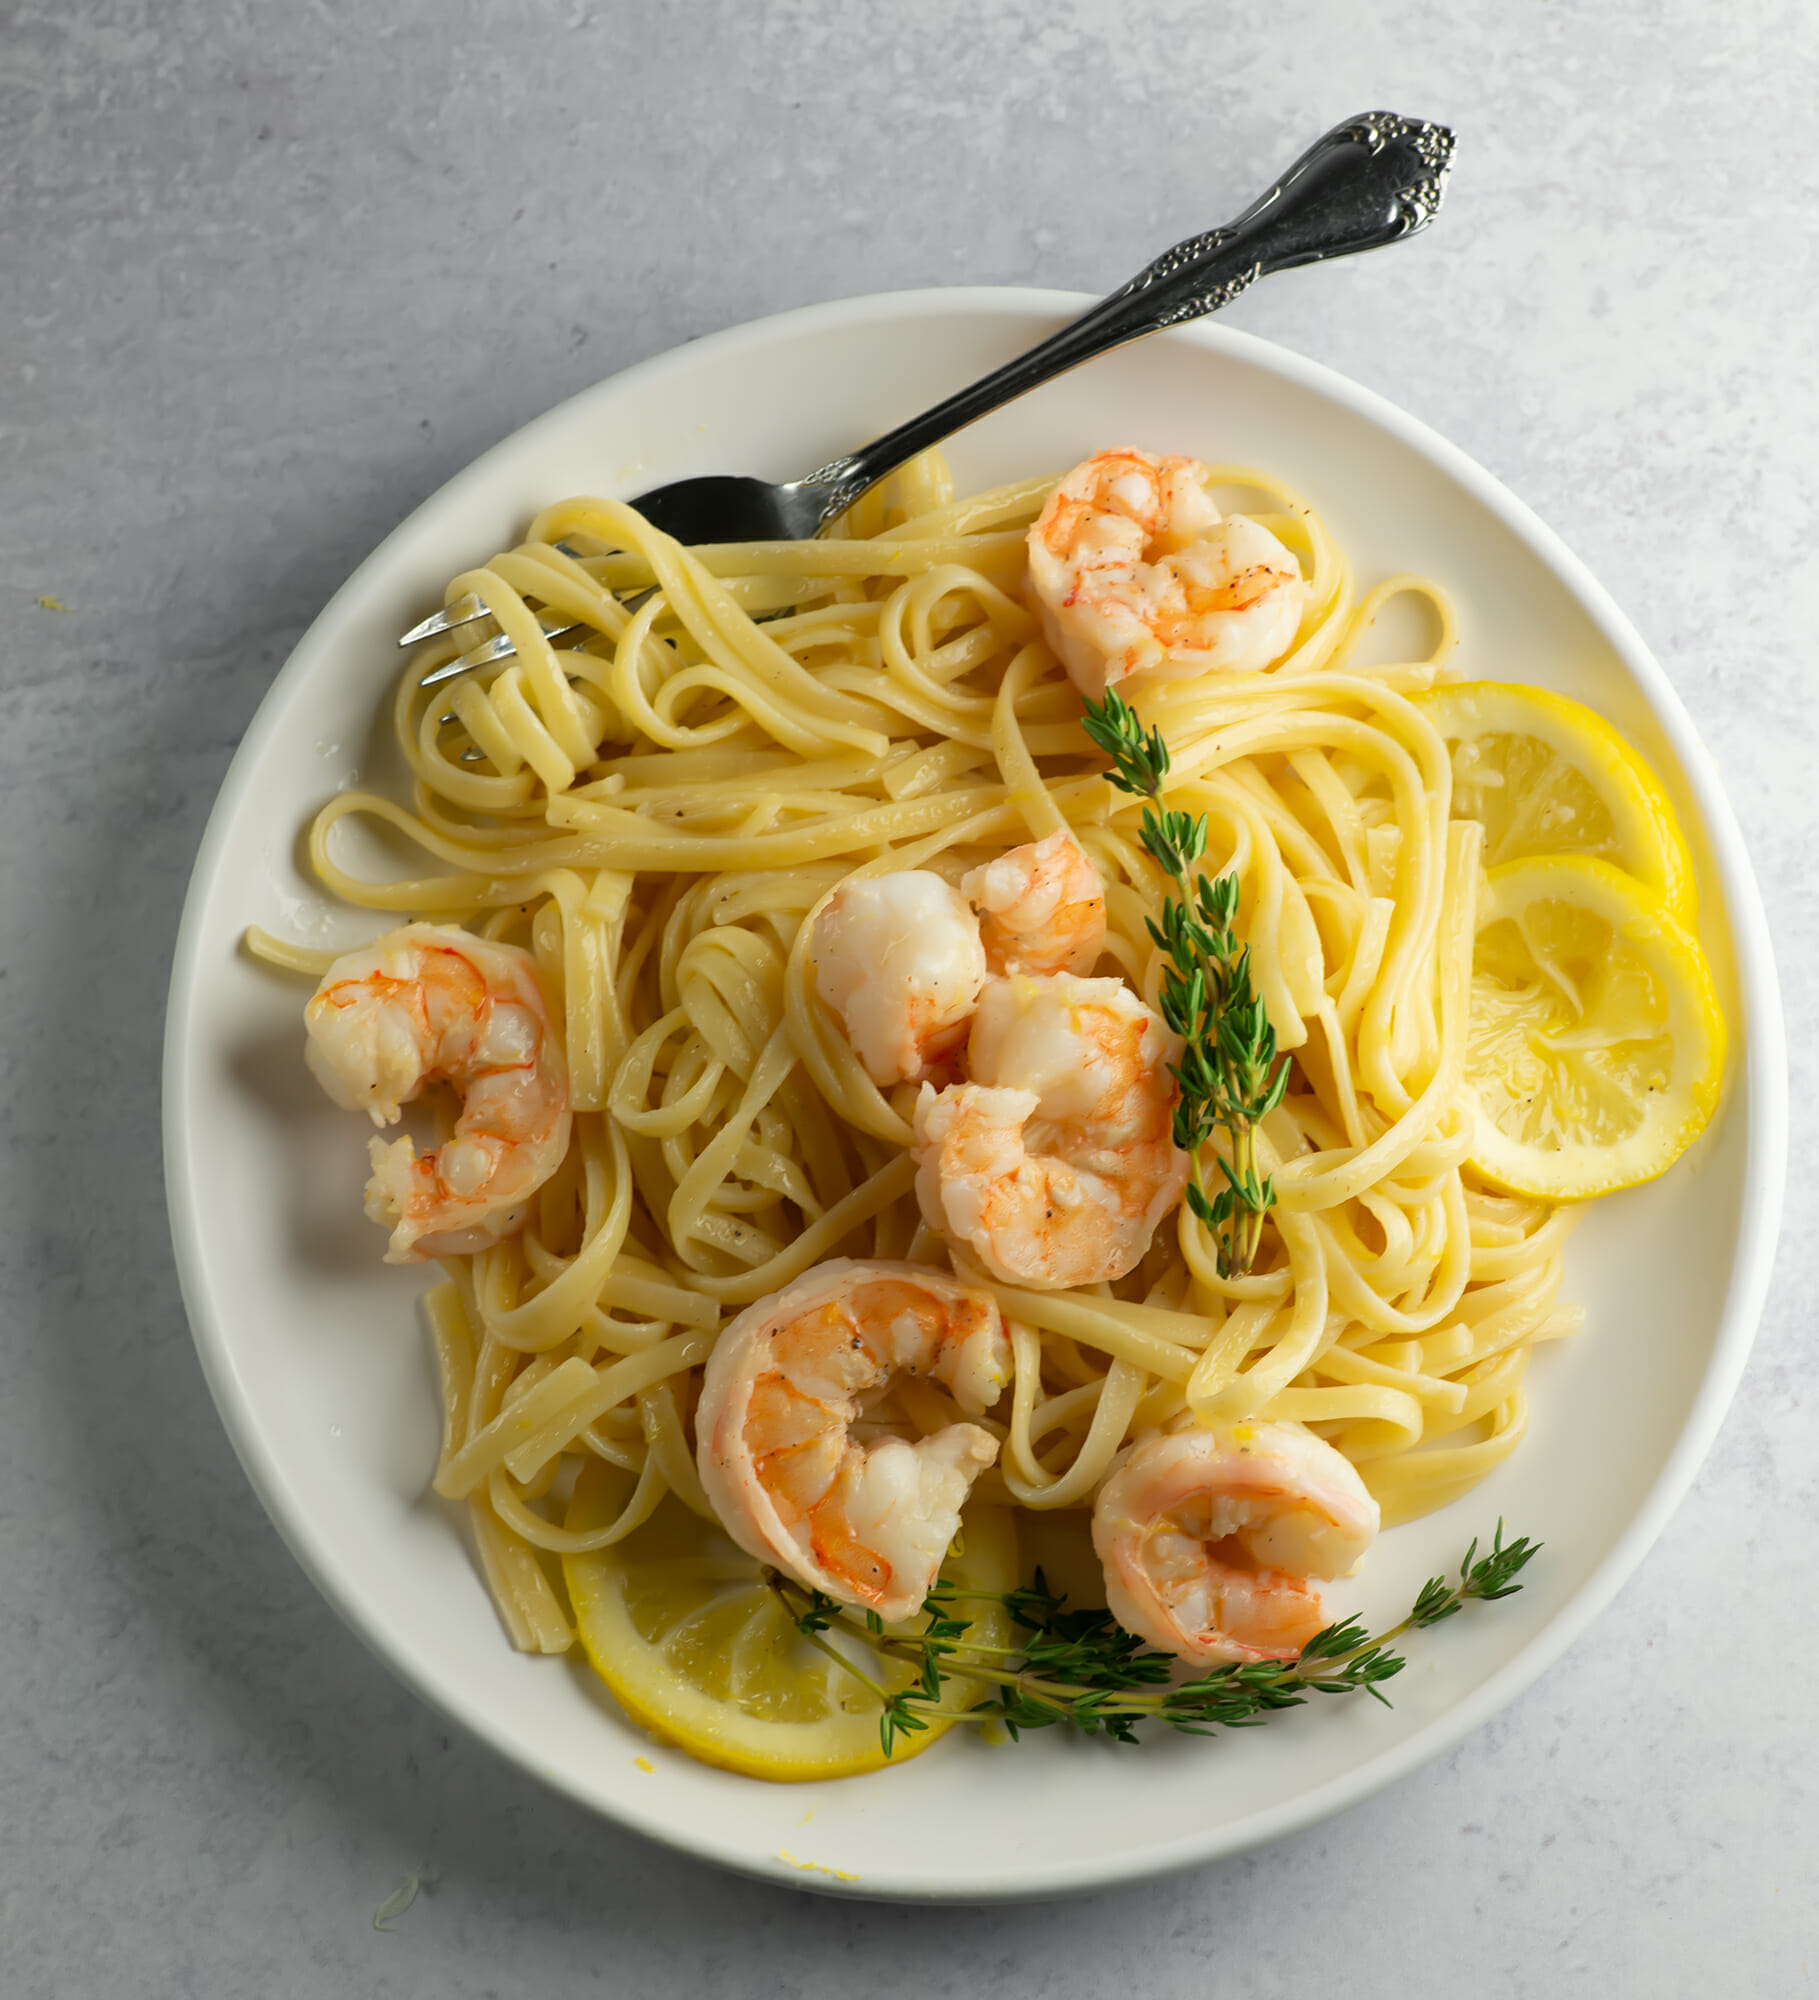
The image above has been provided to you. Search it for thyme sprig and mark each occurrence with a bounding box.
[774,1523,1540,1758]
[1079,688,1295,1280]
[1080,687,1290,1276]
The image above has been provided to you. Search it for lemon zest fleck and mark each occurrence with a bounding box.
[775,1849,860,1883]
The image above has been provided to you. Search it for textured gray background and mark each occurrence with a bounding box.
[4,3,1814,1995]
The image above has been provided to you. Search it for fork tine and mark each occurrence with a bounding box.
[401,600,581,650]
[399,541,588,647]
[419,622,584,688]
[399,593,485,646]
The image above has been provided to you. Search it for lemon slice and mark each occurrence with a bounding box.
[564,1463,1018,1781]
[1417,681,1696,922]
[1464,855,1724,1199]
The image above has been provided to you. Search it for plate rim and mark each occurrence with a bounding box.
[161,284,1789,1901]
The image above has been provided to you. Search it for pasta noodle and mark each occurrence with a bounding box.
[255,447,1578,1655]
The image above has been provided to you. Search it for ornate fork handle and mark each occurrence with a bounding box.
[802,111,1454,520]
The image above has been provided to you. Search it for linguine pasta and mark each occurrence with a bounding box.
[251,448,1579,1660]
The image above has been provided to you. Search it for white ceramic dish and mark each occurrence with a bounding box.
[163,289,1785,1903]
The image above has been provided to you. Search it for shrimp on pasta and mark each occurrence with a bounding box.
[695,1260,1010,1622]
[962,830,1106,977]
[1091,1422,1380,1665]
[1027,446,1306,697]
[811,872,988,1086]
[304,923,570,1262]
[912,973,1187,1288]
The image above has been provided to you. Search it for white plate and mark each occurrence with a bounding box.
[163,289,1786,1903]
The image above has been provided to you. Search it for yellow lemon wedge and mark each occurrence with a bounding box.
[564,1462,1018,1781]
[1417,681,1696,923]
[1464,854,1725,1200]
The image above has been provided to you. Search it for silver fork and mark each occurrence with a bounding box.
[404,109,1452,683]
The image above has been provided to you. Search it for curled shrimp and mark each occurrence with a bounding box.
[1091,1422,1380,1664]
[1027,448,1307,698]
[695,1258,1010,1621]
[912,973,1188,1289]
[962,830,1106,978]
[811,871,988,1086]
[304,923,571,1263]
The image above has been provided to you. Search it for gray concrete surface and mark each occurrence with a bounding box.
[3,3,1815,1994]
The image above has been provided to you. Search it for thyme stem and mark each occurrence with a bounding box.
[778,1524,1539,1751]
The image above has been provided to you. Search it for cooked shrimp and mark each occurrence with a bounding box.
[304,923,571,1263]
[1091,1422,1380,1664]
[912,973,1188,1289]
[695,1258,1010,1621]
[1027,448,1308,698]
[962,830,1106,978]
[811,871,988,1086]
